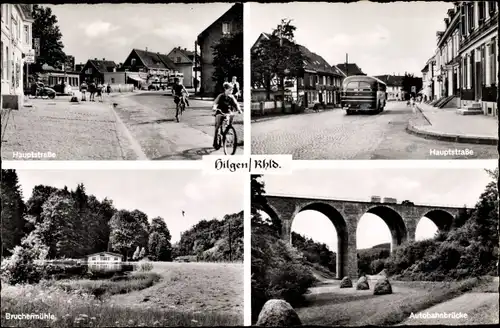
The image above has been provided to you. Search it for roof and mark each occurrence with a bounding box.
[198,3,243,41]
[88,60,117,73]
[18,4,33,20]
[133,49,177,70]
[343,75,387,85]
[336,63,366,76]
[374,75,405,87]
[298,45,343,76]
[87,252,123,258]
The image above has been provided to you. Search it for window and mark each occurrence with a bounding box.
[468,3,474,32]
[323,76,326,85]
[176,56,181,63]
[1,42,4,80]
[86,68,92,74]
[24,25,29,44]
[1,4,6,22]
[12,18,18,41]
[489,1,497,15]
[479,2,486,25]
[222,22,231,35]
[460,4,467,35]
[490,39,497,85]
[481,45,486,85]
[111,78,115,84]
[91,257,96,261]
[131,58,136,66]
[309,75,313,86]
[103,257,109,261]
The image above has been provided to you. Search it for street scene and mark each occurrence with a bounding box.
[1,169,244,327]
[251,165,499,325]
[1,3,243,160]
[250,2,498,159]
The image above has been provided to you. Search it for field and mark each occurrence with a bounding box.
[295,275,498,326]
[1,262,243,327]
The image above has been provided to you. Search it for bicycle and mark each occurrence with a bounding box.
[213,110,238,155]
[175,96,187,122]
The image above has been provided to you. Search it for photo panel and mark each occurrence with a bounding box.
[1,168,244,327]
[249,1,498,159]
[250,162,499,326]
[1,2,244,161]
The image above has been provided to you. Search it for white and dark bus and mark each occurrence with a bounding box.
[340,76,387,115]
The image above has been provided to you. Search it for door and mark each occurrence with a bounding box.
[475,61,481,101]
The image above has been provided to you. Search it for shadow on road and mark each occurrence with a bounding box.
[152,146,217,160]
[134,118,176,125]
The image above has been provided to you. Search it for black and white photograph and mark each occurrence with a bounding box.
[251,165,499,326]
[250,1,498,159]
[1,3,243,160]
[1,169,243,327]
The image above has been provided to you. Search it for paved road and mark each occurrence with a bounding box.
[251,102,497,160]
[109,91,244,160]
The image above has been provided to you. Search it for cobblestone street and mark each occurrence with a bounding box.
[251,102,497,160]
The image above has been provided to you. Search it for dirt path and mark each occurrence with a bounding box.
[399,292,499,325]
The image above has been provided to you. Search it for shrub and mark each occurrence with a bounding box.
[0,246,45,285]
[138,262,153,272]
[370,258,386,274]
[43,263,88,280]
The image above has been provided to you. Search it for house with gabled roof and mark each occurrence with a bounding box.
[374,74,406,101]
[196,3,243,95]
[79,58,117,85]
[121,48,181,88]
[251,32,344,107]
[335,63,367,77]
[167,47,195,88]
[87,251,123,263]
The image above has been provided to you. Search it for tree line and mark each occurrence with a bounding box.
[1,169,242,263]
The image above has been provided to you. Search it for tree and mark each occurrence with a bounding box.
[139,247,146,259]
[132,246,140,261]
[401,200,414,206]
[251,175,281,236]
[251,19,305,100]
[24,185,58,232]
[148,232,170,261]
[109,210,142,260]
[130,209,150,249]
[150,217,172,261]
[401,73,423,100]
[1,170,27,257]
[30,5,67,73]
[212,32,243,95]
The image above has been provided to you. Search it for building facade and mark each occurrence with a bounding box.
[420,56,436,101]
[1,4,33,109]
[87,252,123,263]
[167,47,194,88]
[80,59,117,85]
[374,75,405,101]
[122,48,180,88]
[335,63,367,77]
[458,1,498,116]
[427,1,498,116]
[197,3,243,95]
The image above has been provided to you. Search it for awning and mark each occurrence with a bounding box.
[127,73,145,83]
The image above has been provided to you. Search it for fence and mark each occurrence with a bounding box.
[251,100,302,117]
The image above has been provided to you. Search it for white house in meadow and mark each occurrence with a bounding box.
[87,252,123,263]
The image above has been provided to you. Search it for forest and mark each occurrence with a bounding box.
[1,169,243,262]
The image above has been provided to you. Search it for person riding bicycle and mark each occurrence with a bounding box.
[212,82,242,149]
[172,78,189,118]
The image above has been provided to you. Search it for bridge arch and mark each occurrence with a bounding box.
[291,202,348,279]
[363,205,408,252]
[419,209,455,235]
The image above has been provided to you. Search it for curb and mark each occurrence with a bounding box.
[406,123,498,145]
[251,107,339,123]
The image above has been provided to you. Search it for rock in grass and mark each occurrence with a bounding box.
[373,278,392,295]
[340,276,353,288]
[256,299,302,326]
[356,275,370,290]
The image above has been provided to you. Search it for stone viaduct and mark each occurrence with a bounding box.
[260,194,471,280]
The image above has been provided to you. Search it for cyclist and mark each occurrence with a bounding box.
[212,82,242,149]
[171,78,189,119]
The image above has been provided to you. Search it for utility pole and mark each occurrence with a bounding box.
[345,53,349,77]
[194,40,198,95]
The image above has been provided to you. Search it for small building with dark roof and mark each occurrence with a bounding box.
[79,58,117,85]
[374,74,405,101]
[167,47,195,88]
[336,63,367,77]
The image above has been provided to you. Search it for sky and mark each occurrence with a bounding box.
[15,170,243,244]
[250,1,454,77]
[259,166,497,252]
[46,3,233,64]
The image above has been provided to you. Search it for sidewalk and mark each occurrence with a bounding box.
[407,102,498,145]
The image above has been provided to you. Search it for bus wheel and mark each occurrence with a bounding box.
[346,109,353,115]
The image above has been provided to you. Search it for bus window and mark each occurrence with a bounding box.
[358,82,372,91]
[346,81,359,90]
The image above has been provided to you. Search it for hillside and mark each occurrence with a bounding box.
[173,211,243,262]
[292,232,337,274]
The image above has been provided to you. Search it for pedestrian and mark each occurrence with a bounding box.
[97,82,103,102]
[231,76,240,100]
[106,83,112,96]
[80,81,88,101]
[89,81,96,101]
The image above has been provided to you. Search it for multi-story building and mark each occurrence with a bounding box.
[196,3,243,96]
[374,75,405,101]
[426,1,498,116]
[167,47,195,88]
[458,1,498,116]
[251,32,344,108]
[1,4,33,109]
[122,48,180,88]
[79,58,117,85]
[420,56,436,101]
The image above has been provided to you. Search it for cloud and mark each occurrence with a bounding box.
[82,21,120,38]
[328,25,391,48]
[152,24,195,41]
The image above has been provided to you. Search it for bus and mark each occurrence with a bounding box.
[340,76,387,115]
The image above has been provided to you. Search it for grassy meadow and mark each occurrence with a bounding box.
[1,262,243,327]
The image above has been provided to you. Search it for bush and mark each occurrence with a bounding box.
[0,246,45,285]
[138,262,153,272]
[43,263,88,280]
[370,258,386,275]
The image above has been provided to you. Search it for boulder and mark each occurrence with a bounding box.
[256,299,302,327]
[340,276,353,288]
[373,278,392,295]
[356,276,370,290]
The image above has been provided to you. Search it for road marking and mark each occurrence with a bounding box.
[108,103,148,160]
